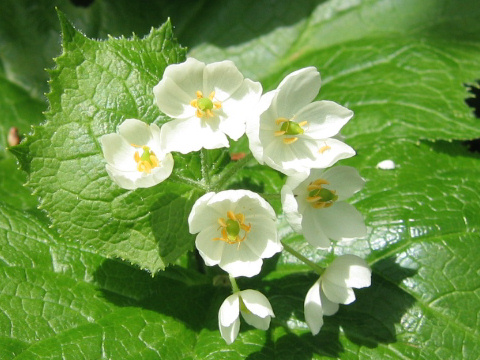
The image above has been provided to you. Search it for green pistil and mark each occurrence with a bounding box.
[197,97,214,111]
[140,146,154,164]
[226,219,240,241]
[309,188,338,203]
[280,121,304,135]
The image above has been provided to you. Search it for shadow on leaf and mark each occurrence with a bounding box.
[93,258,222,332]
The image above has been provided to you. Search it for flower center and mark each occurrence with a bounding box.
[306,178,338,209]
[214,210,251,246]
[190,90,222,118]
[274,117,308,144]
[132,145,160,174]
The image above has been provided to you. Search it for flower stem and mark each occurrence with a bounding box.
[281,241,324,275]
[211,152,254,190]
[201,149,211,190]
[169,172,207,190]
[229,275,241,293]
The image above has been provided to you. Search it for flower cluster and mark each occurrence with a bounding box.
[100,58,371,344]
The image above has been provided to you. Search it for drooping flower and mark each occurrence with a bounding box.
[101,118,174,190]
[188,190,282,277]
[281,166,367,249]
[219,289,275,344]
[153,58,262,154]
[246,67,355,175]
[304,255,371,335]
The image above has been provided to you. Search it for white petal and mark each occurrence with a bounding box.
[195,225,225,266]
[219,243,263,278]
[160,117,229,154]
[246,90,278,164]
[101,133,137,171]
[240,289,275,319]
[153,77,195,119]
[274,67,321,119]
[315,166,365,201]
[241,311,271,330]
[306,137,356,169]
[235,190,276,219]
[301,207,331,249]
[320,287,339,316]
[323,255,371,289]
[188,192,217,234]
[105,164,137,190]
[204,60,245,102]
[219,317,240,345]
[321,278,356,304]
[262,135,315,175]
[313,202,367,240]
[220,78,262,140]
[118,119,154,146]
[151,152,174,183]
[244,219,279,258]
[280,184,303,233]
[297,101,353,139]
[219,293,240,327]
[161,58,205,100]
[304,279,324,335]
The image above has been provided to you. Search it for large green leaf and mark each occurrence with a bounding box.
[16,14,200,273]
[0,202,210,359]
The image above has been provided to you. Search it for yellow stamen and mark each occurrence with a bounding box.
[319,144,331,154]
[283,137,298,144]
[227,211,236,220]
[132,144,160,174]
[213,211,251,248]
[191,90,222,118]
[274,130,286,136]
[306,178,338,209]
[307,179,329,191]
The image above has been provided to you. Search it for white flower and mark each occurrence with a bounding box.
[281,166,367,249]
[101,119,174,190]
[246,67,355,175]
[219,289,275,344]
[153,58,262,154]
[304,255,371,335]
[188,190,282,277]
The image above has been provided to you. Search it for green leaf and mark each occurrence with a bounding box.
[3,0,480,358]
[17,14,194,273]
[0,202,210,359]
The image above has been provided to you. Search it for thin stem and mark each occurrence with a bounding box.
[211,152,254,190]
[229,275,241,293]
[168,172,207,190]
[281,241,324,275]
[201,148,211,190]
